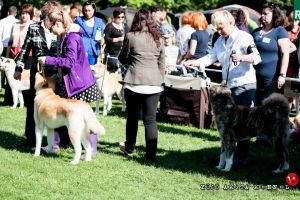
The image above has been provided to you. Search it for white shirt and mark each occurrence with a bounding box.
[196,27,261,88]
[176,25,195,56]
[124,84,163,94]
[41,21,57,49]
[0,15,19,47]
[165,45,179,67]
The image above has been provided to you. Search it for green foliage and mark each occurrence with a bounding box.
[3,0,295,14]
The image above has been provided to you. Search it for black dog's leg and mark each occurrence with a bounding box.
[222,134,235,172]
[273,137,289,174]
[233,139,250,167]
[216,141,226,170]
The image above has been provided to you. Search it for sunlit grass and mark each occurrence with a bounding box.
[0,90,299,199]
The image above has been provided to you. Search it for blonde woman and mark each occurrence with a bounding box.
[184,10,261,167]
[38,11,99,155]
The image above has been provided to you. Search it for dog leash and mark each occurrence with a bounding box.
[37,61,45,79]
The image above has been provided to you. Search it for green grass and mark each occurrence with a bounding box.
[0,90,299,199]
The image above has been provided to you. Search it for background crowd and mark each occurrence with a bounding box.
[0,0,299,163]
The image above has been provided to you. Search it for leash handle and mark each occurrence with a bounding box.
[37,60,45,78]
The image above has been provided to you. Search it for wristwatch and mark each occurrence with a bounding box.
[279,73,285,77]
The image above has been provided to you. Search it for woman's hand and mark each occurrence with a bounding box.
[183,59,198,68]
[38,56,46,65]
[13,71,21,80]
[278,75,285,89]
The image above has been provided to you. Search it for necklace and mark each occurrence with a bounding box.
[259,27,273,38]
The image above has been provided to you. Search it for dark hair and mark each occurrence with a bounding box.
[113,8,125,18]
[8,6,17,15]
[262,3,285,27]
[150,5,164,13]
[230,9,247,27]
[83,1,96,11]
[21,4,34,19]
[130,9,161,48]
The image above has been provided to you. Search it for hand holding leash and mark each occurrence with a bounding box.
[13,71,21,80]
[38,56,46,65]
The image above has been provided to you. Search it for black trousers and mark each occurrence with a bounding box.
[124,88,161,160]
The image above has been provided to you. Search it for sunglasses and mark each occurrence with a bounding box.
[117,16,125,19]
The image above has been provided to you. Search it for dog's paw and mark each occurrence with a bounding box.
[10,106,17,109]
[34,151,40,157]
[221,168,231,172]
[70,160,79,165]
[272,169,284,174]
[216,165,223,170]
[85,157,92,162]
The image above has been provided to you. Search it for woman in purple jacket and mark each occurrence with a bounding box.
[38,11,100,155]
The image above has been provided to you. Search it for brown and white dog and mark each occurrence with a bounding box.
[33,73,105,164]
[209,85,290,173]
[0,57,30,108]
[93,63,125,116]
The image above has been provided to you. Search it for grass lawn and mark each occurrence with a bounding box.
[0,90,299,199]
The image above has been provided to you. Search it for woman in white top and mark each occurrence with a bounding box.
[184,10,261,167]
[176,12,195,62]
[7,3,34,68]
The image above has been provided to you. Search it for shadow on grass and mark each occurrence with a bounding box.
[0,130,61,158]
[92,100,126,118]
[158,124,219,141]
[99,139,300,187]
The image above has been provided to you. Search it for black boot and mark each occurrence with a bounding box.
[145,138,157,163]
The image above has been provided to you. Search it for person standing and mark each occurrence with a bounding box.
[13,1,64,147]
[252,3,290,106]
[182,12,209,61]
[176,12,195,62]
[103,7,129,72]
[0,6,19,104]
[118,9,165,163]
[184,10,261,167]
[38,11,100,155]
[0,5,19,56]
[7,4,34,62]
[75,1,105,67]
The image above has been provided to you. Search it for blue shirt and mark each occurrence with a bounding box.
[252,26,288,87]
[75,16,105,65]
[190,30,209,59]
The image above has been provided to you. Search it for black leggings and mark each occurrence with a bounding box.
[124,88,161,159]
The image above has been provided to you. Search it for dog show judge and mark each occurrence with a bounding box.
[184,10,262,167]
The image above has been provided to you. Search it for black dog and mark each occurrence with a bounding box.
[210,85,290,173]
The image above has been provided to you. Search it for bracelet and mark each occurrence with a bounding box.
[279,73,285,77]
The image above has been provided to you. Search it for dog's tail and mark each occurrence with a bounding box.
[262,93,290,116]
[84,105,106,136]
